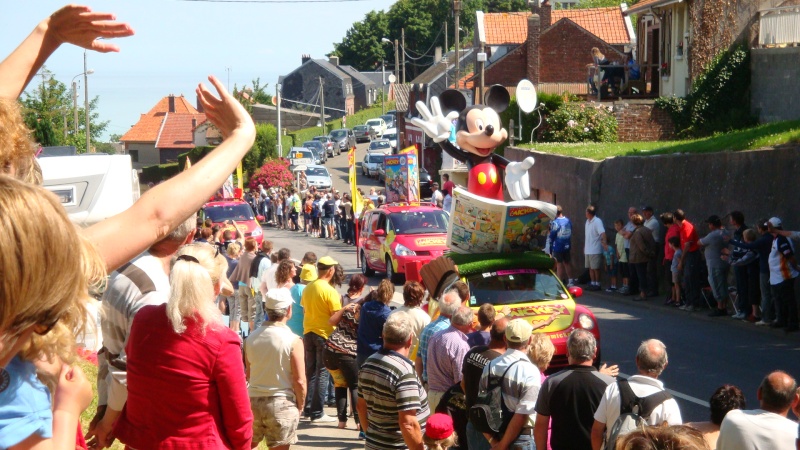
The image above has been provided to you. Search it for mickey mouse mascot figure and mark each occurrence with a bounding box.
[411,85,535,201]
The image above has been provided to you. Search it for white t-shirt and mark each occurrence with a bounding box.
[259,263,280,296]
[716,409,798,450]
[644,216,661,242]
[593,375,682,439]
[584,216,606,255]
[390,306,431,358]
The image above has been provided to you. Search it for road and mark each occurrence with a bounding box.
[264,140,800,448]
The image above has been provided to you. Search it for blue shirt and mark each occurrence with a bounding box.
[287,284,306,336]
[357,300,392,359]
[549,216,573,254]
[0,357,53,448]
[417,315,451,382]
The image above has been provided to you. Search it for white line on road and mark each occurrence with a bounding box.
[619,372,710,408]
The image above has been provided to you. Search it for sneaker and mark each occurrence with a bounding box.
[708,309,726,317]
[618,286,630,295]
[311,414,337,424]
[358,431,366,440]
[746,315,758,323]
[605,287,617,293]
[732,312,747,320]
[678,304,688,310]
[755,320,769,326]
[684,305,696,312]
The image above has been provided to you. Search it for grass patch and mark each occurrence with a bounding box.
[518,120,800,160]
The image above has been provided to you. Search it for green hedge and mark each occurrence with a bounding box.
[140,162,179,184]
[285,101,397,149]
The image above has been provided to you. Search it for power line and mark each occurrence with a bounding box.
[178,0,374,3]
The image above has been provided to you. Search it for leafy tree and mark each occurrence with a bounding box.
[335,11,390,71]
[243,123,279,177]
[233,78,272,114]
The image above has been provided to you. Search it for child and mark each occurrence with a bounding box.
[604,239,619,292]
[614,220,631,294]
[668,236,683,307]
[423,413,458,450]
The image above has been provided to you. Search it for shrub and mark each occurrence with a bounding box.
[248,158,295,192]
[541,102,618,143]
[498,92,579,151]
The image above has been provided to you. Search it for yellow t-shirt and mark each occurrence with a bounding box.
[300,279,342,339]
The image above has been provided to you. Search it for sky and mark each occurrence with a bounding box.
[3,0,395,140]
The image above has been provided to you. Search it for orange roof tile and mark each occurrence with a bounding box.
[155,113,206,149]
[484,7,631,46]
[120,95,200,143]
[450,72,475,89]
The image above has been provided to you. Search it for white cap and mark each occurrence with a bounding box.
[768,217,782,228]
[265,288,293,310]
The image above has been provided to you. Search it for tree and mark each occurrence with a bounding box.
[233,78,272,114]
[335,11,390,71]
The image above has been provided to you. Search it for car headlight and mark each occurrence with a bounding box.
[577,313,594,330]
[251,227,263,236]
[394,243,416,257]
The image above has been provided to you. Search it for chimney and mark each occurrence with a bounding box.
[196,94,204,113]
[168,94,175,113]
[526,12,541,85]
[301,54,311,64]
[540,0,552,28]
[329,55,340,66]
[192,118,197,130]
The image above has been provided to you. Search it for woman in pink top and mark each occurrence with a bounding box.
[115,243,253,450]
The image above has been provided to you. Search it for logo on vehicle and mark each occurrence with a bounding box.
[506,304,569,317]
[415,237,446,247]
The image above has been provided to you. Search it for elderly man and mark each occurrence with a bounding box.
[534,330,615,450]
[358,312,429,450]
[426,306,474,412]
[415,285,461,384]
[591,339,682,450]
[245,289,306,450]
[717,370,799,450]
[479,319,542,450]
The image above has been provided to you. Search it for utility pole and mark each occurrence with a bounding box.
[319,76,325,132]
[394,39,400,86]
[444,21,449,87]
[72,81,79,136]
[276,82,282,157]
[401,28,406,84]
[84,50,91,153]
[454,0,461,89]
[381,61,386,115]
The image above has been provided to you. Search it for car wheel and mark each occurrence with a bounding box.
[386,256,402,283]
[361,252,375,276]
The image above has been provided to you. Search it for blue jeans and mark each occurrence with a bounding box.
[304,332,330,419]
[467,422,491,450]
[510,434,536,450]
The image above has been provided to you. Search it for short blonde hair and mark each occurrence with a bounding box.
[167,243,227,334]
[0,99,40,185]
[528,333,556,372]
[423,433,457,450]
[226,241,241,257]
[0,175,105,364]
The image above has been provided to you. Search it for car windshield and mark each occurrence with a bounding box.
[366,120,381,126]
[370,141,391,150]
[331,130,347,138]
[466,269,568,306]
[388,210,449,235]
[306,167,329,177]
[355,126,368,132]
[384,132,396,140]
[380,115,393,123]
[367,154,384,163]
[303,142,322,149]
[313,136,329,142]
[204,203,255,222]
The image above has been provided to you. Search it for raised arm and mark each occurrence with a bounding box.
[86,75,256,272]
[0,5,134,99]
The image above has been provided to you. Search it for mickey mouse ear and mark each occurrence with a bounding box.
[439,89,467,115]
[484,85,510,113]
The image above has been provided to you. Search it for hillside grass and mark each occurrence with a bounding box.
[281,101,397,151]
[518,119,800,160]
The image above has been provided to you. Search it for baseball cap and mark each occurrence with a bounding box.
[265,288,293,310]
[318,256,339,266]
[300,264,318,282]
[642,206,654,212]
[768,217,782,228]
[505,318,533,343]
[705,215,721,227]
[425,413,455,440]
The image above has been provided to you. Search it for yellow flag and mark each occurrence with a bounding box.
[348,146,364,215]
[236,162,243,190]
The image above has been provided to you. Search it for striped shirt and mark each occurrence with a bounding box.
[416,316,450,382]
[358,348,429,450]
[479,349,542,428]
[426,326,469,392]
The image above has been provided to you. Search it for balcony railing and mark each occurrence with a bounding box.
[759,6,800,46]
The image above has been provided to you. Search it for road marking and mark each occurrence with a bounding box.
[619,373,710,408]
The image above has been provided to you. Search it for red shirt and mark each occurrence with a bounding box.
[664,224,680,261]
[115,304,253,450]
[679,220,699,253]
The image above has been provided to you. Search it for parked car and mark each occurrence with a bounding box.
[312,135,336,157]
[201,199,263,245]
[380,114,395,128]
[368,139,393,155]
[353,125,375,143]
[365,118,387,137]
[302,140,327,164]
[329,128,356,154]
[288,147,315,166]
[419,167,434,198]
[383,128,398,152]
[357,204,450,282]
[304,164,332,190]
[362,152,385,178]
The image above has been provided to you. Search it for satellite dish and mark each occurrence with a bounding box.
[516,79,538,113]
[388,74,397,84]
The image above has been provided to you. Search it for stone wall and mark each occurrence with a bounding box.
[751,47,800,123]
[613,101,675,142]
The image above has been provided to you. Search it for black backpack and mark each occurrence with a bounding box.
[602,379,673,450]
[468,359,521,436]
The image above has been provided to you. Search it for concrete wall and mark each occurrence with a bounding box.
[751,47,800,123]
[506,145,800,273]
[126,142,159,166]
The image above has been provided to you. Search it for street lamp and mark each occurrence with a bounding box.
[71,70,93,137]
[381,37,400,85]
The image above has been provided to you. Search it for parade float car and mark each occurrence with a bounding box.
[201,198,264,245]
[358,203,450,282]
[421,251,601,374]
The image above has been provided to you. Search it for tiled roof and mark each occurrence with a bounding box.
[120,95,200,143]
[451,72,475,89]
[624,0,680,15]
[484,7,631,46]
[394,83,412,112]
[155,113,206,149]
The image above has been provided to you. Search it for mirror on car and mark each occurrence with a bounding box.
[374,229,386,237]
[568,286,583,298]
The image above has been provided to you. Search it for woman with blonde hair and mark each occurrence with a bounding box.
[391,281,431,361]
[113,243,253,449]
[0,175,104,449]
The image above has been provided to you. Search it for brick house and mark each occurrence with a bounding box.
[120,95,205,168]
[281,55,356,119]
[475,2,635,95]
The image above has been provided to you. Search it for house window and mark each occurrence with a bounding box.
[129,150,139,163]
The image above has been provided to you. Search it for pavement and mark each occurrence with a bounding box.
[293,407,364,450]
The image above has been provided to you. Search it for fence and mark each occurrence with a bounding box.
[759,6,800,46]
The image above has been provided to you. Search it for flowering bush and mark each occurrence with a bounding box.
[541,102,618,143]
[248,158,294,191]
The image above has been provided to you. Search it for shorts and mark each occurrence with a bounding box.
[585,254,603,270]
[671,271,681,284]
[251,396,299,447]
[553,251,571,264]
[237,285,256,324]
[322,217,333,226]
[608,261,619,276]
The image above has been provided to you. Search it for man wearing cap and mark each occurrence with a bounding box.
[301,256,343,423]
[358,311,429,450]
[245,289,307,449]
[699,215,731,317]
[766,218,800,332]
[478,319,542,450]
[642,206,661,297]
